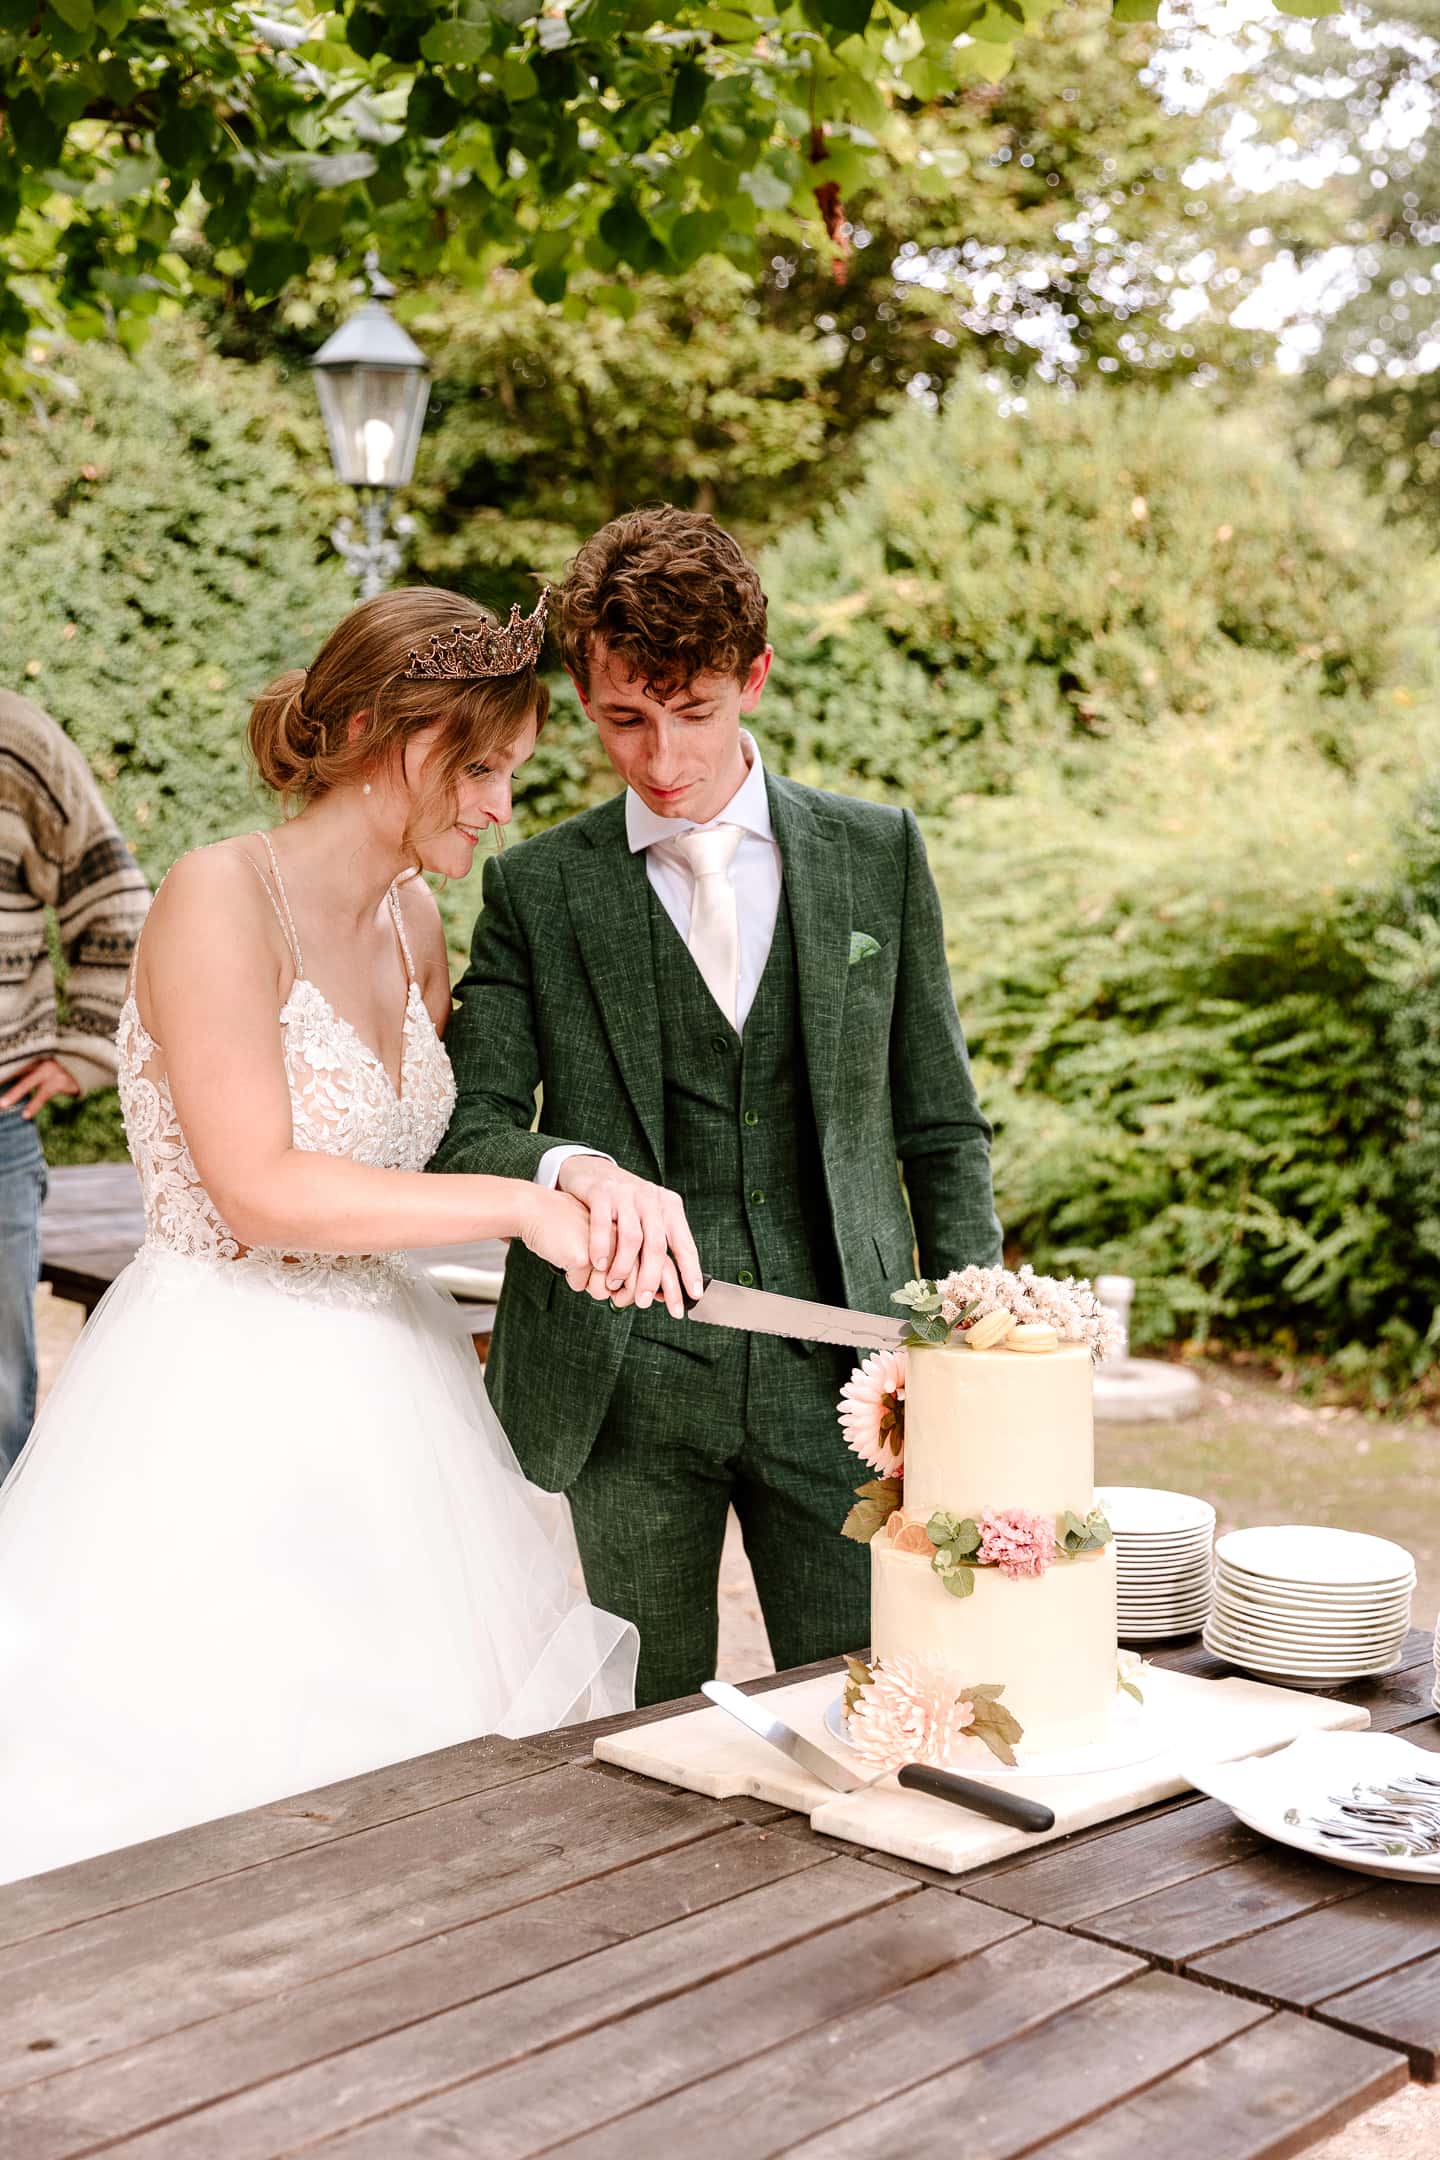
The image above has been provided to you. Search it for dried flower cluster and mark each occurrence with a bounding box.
[895,1265,1123,1362]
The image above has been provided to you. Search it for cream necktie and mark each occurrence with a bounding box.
[672,823,744,1028]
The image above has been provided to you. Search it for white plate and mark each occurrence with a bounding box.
[1213,1567,1413,1609]
[1097,1488,1215,1535]
[1208,1609,1409,1645]
[1213,1583,1415,1611]
[1183,1730,1440,1882]
[1212,1582,1415,1618]
[1205,1616,1408,1656]
[1202,1630,1404,1685]
[1215,1526,1415,1587]
[823,1688,1171,1783]
[1208,1606,1410,1643]
[1112,1538,1213,1553]
[1122,1581,1226,1598]
[1206,1641,1409,1675]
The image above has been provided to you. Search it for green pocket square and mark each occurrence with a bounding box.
[849,932,881,966]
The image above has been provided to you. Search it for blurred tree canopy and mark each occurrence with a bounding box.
[213,0,1262,611]
[1151,0,1440,523]
[0,0,1337,390]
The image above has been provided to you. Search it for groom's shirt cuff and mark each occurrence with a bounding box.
[535,1144,615,1189]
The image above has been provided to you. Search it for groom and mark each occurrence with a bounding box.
[434,507,1002,1704]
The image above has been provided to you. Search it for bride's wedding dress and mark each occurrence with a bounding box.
[0,843,636,1885]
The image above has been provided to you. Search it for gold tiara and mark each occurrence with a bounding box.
[403,589,550,681]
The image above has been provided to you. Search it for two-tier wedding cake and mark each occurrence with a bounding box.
[838,1267,1125,1770]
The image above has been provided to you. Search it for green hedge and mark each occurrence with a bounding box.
[13,342,1440,1400]
[757,378,1421,811]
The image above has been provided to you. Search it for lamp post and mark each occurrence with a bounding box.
[311,256,430,600]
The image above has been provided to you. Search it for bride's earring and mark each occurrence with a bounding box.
[362,778,372,797]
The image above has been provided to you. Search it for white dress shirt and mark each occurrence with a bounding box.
[536,733,782,1188]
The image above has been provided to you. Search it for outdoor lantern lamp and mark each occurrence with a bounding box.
[311,255,430,599]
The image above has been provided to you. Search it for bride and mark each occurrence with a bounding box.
[0,585,695,1886]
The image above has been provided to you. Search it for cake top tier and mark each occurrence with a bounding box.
[901,1332,1095,1524]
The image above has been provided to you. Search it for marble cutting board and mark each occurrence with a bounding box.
[593,1666,1370,1875]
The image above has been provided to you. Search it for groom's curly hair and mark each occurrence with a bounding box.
[558,506,768,697]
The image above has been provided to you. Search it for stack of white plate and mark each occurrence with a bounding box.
[1097,1486,1214,1641]
[1431,1611,1440,1714]
[1205,1525,1415,1689]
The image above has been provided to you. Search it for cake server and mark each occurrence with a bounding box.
[682,1278,907,1352]
[701,1680,1056,1834]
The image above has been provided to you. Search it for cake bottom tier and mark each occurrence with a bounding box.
[870,1539,1119,1756]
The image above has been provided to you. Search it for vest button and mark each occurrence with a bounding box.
[744,1108,759,1126]
[712,1035,728,1055]
[750,1188,765,1205]
[737,1269,755,1287]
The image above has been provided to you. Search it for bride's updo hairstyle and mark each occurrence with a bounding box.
[249,587,549,857]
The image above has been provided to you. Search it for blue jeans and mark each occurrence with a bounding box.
[0,1108,46,1482]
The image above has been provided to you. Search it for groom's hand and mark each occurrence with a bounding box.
[556,1158,703,1318]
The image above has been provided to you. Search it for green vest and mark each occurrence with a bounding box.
[638,882,841,1326]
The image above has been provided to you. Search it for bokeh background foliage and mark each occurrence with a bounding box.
[8,319,1440,1403]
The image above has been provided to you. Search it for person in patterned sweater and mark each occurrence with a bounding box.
[0,688,150,1478]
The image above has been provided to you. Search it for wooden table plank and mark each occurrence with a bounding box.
[962,1797,1266,1924]
[780,1968,1269,2158]
[1072,1847,1364,1965]
[0,1834,861,2160]
[1034,2012,1408,2160]
[284,1890,1017,2160]
[1316,1949,1440,2080]
[0,1734,552,1953]
[5,1766,741,2091]
[1192,1881,1440,2008]
[544,1927,1141,2160]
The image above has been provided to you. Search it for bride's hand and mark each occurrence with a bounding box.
[518,1190,595,1290]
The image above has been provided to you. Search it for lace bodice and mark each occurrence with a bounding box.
[117,839,457,1305]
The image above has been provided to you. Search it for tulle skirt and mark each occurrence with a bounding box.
[0,1246,636,1885]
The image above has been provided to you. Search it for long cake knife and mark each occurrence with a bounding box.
[701,1681,1055,1834]
[682,1278,907,1352]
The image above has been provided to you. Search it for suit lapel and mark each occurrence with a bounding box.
[564,800,666,1177]
[769,774,852,1143]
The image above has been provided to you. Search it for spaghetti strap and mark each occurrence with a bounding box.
[387,882,417,986]
[249,835,305,977]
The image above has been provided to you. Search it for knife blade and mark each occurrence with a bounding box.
[701,1680,867,1790]
[683,1278,906,1353]
[701,1680,1056,1834]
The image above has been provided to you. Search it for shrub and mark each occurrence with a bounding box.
[928,685,1440,1398]
[758,376,1424,811]
[0,329,352,1160]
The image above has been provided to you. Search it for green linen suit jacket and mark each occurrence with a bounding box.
[431,773,1003,1490]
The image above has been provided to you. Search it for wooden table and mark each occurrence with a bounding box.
[38,1160,505,1334]
[4,1635,1436,2158]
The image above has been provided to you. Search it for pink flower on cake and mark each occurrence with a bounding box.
[838,1347,906,1475]
[977,1506,1056,1579]
[847,1655,975,1775]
